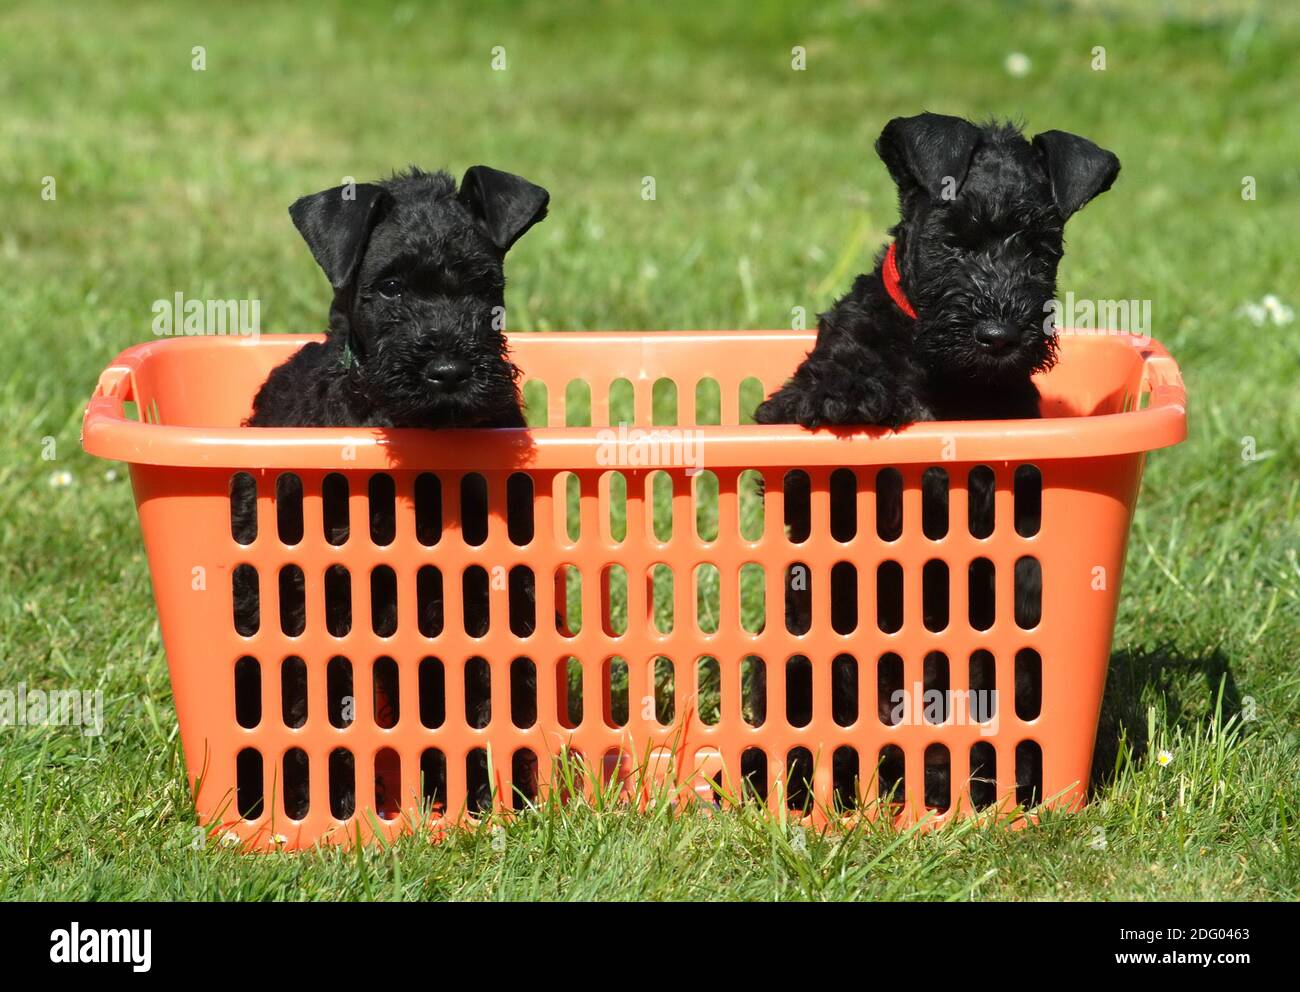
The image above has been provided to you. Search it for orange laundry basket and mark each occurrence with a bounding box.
[82,330,1185,849]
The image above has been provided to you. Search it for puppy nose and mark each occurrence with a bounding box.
[425,358,469,389]
[973,322,1019,353]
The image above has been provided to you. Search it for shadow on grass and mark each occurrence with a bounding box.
[1090,644,1245,792]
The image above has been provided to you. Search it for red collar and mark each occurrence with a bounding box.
[882,242,916,319]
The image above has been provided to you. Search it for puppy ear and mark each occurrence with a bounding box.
[1032,130,1121,219]
[876,112,981,200]
[458,165,550,251]
[288,183,391,290]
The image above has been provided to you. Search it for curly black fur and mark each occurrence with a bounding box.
[241,165,551,815]
[755,114,1120,809]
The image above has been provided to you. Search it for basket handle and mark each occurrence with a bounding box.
[1138,343,1186,412]
[88,360,141,420]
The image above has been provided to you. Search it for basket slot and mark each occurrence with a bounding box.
[510,657,538,729]
[234,655,260,729]
[557,656,583,728]
[1014,648,1043,721]
[921,467,949,539]
[924,744,952,813]
[281,655,307,729]
[966,465,995,538]
[511,748,539,810]
[235,747,263,820]
[875,468,903,541]
[877,744,906,810]
[968,650,997,726]
[328,747,355,820]
[832,745,859,812]
[1014,556,1042,629]
[968,741,998,810]
[375,748,401,820]
[740,746,766,801]
[922,559,949,632]
[465,656,491,728]
[877,652,904,726]
[694,377,721,426]
[785,745,814,812]
[368,473,396,545]
[276,472,304,544]
[565,379,592,427]
[280,565,306,637]
[922,651,950,725]
[373,656,400,728]
[696,656,721,726]
[284,748,310,820]
[601,656,629,728]
[1013,464,1043,536]
[232,564,259,636]
[968,558,996,631]
[1015,740,1043,808]
[230,472,258,545]
[418,657,446,729]
[326,656,353,728]
[421,748,448,813]
[414,473,442,545]
[876,561,903,633]
[831,653,857,727]
[652,378,677,426]
[323,565,351,637]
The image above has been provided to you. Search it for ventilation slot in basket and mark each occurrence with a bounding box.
[511,657,537,728]
[276,473,303,544]
[921,467,948,539]
[284,748,309,820]
[236,747,263,819]
[833,746,859,811]
[234,656,260,729]
[1015,557,1042,629]
[327,656,353,728]
[786,747,813,812]
[421,748,447,814]
[329,748,355,820]
[1016,740,1043,809]
[322,473,349,545]
[1014,464,1042,536]
[1015,648,1043,720]
[281,655,307,728]
[230,472,257,544]
[968,465,995,538]
[969,741,997,810]
[466,656,491,728]
[368,473,395,545]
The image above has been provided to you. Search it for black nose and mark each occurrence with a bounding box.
[425,358,469,390]
[973,322,1020,353]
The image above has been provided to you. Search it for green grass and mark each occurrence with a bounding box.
[1,0,1298,900]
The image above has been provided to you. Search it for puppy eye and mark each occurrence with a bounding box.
[376,278,404,299]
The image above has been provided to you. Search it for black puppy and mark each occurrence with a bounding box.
[756,114,1119,813]
[237,165,549,818]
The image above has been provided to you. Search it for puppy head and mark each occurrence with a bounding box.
[876,113,1119,385]
[289,165,549,426]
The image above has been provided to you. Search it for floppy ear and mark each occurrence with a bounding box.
[458,165,550,252]
[876,112,981,200]
[288,182,391,290]
[1032,130,1121,219]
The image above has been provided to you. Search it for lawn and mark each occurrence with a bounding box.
[0,0,1297,900]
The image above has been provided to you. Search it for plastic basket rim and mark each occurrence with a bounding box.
[81,329,1187,471]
